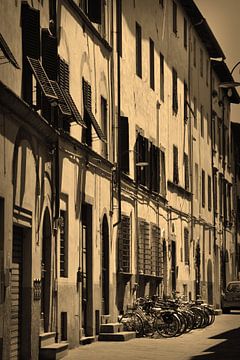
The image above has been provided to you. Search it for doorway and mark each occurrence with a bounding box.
[101,215,109,315]
[41,208,52,333]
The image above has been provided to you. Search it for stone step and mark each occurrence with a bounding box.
[100,322,123,333]
[39,332,56,347]
[214,308,223,315]
[98,331,136,342]
[80,336,95,345]
[39,342,69,360]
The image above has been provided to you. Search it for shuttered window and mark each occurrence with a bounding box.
[208,175,212,211]
[88,0,102,24]
[138,220,151,275]
[136,22,142,78]
[202,169,205,208]
[42,29,57,81]
[214,169,218,213]
[118,215,130,273]
[173,145,179,184]
[119,116,129,173]
[184,81,188,122]
[219,174,223,217]
[184,228,189,265]
[172,67,178,114]
[101,96,108,159]
[172,1,177,34]
[135,134,149,187]
[60,210,68,277]
[160,150,166,196]
[150,143,160,193]
[151,225,163,277]
[160,53,164,101]
[82,78,106,144]
[149,38,154,90]
[21,2,40,105]
[184,153,189,191]
[184,18,187,49]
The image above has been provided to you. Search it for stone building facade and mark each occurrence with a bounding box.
[0,0,239,359]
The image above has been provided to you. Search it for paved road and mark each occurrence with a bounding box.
[65,312,240,360]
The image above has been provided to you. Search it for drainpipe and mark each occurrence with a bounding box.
[54,138,60,342]
[113,0,122,228]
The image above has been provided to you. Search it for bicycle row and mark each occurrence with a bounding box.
[119,295,215,338]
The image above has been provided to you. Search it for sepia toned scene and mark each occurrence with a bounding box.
[0,0,240,359]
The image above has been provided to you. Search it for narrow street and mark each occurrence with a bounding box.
[65,313,240,360]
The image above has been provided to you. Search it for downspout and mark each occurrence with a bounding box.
[113,0,122,228]
[188,22,194,299]
[54,138,60,342]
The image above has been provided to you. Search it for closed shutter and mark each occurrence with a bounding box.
[138,220,145,274]
[10,227,23,360]
[172,68,178,114]
[88,0,102,24]
[118,215,130,273]
[184,228,189,264]
[151,225,162,276]
[173,145,179,184]
[143,222,151,275]
[21,3,40,105]
[58,58,69,92]
[160,150,166,196]
[184,153,189,190]
[120,116,129,173]
[202,170,205,208]
[42,29,57,81]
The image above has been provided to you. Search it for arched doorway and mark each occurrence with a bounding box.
[101,215,109,315]
[41,208,52,332]
[207,259,213,305]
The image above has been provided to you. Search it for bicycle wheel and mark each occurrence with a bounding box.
[120,312,143,336]
[142,313,155,337]
[155,311,179,338]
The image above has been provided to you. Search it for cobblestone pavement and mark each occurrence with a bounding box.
[65,312,240,360]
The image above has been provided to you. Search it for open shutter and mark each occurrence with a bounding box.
[27,57,58,101]
[88,0,102,24]
[62,89,86,127]
[50,81,71,117]
[59,58,70,92]
[0,33,19,68]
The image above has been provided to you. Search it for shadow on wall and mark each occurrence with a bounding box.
[190,324,240,360]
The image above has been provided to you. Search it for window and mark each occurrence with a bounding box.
[218,118,222,156]
[160,53,164,101]
[172,68,178,114]
[193,96,197,128]
[101,96,108,158]
[208,175,212,211]
[149,38,155,90]
[193,37,196,67]
[160,150,166,196]
[200,48,203,77]
[184,18,187,49]
[184,81,188,122]
[21,2,40,106]
[0,198,4,304]
[118,215,131,273]
[119,116,129,173]
[202,169,205,208]
[80,0,102,24]
[228,183,232,224]
[200,105,204,138]
[206,59,209,86]
[136,22,142,78]
[184,228,189,265]
[173,145,179,184]
[82,78,106,146]
[151,225,163,277]
[184,153,189,191]
[213,168,218,213]
[172,1,177,34]
[150,143,160,193]
[60,210,68,277]
[209,229,212,255]
[135,133,149,187]
[207,113,210,144]
[195,163,198,199]
[138,220,151,275]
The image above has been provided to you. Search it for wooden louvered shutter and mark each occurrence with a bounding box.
[120,116,129,173]
[184,228,189,264]
[42,29,57,81]
[88,0,102,24]
[21,3,40,105]
[138,220,145,274]
[184,153,189,190]
[149,143,154,191]
[59,58,70,92]
[173,146,179,184]
[118,215,130,273]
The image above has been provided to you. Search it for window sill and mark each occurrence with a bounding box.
[167,180,191,198]
[117,271,132,282]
